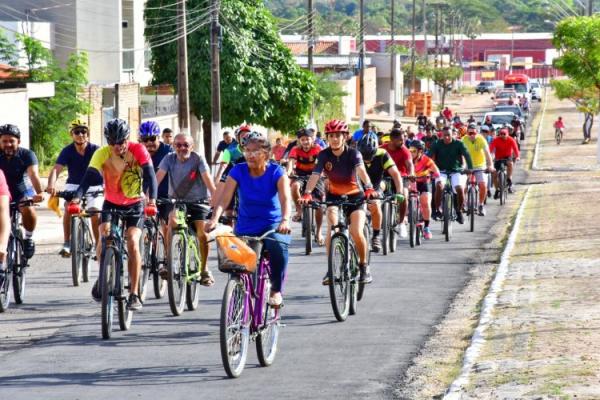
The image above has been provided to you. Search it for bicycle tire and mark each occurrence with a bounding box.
[328,234,350,322]
[256,272,280,367]
[70,217,82,286]
[167,233,187,316]
[100,247,116,339]
[389,202,398,252]
[186,237,201,311]
[81,221,93,283]
[12,238,25,304]
[152,231,167,299]
[348,243,359,314]
[408,197,417,248]
[363,222,371,266]
[303,206,312,255]
[117,256,133,332]
[499,171,506,206]
[220,277,249,378]
[0,238,14,312]
[139,226,151,302]
[381,201,389,255]
[443,192,452,242]
[416,225,422,246]
[468,187,476,232]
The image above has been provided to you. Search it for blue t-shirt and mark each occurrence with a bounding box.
[352,128,373,142]
[151,142,173,198]
[217,139,238,153]
[315,137,327,149]
[0,147,38,200]
[229,161,284,236]
[56,142,99,185]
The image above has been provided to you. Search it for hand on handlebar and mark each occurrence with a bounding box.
[299,193,312,205]
[32,193,46,203]
[364,187,379,199]
[277,219,291,234]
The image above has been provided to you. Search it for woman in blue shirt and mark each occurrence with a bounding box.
[206,133,292,308]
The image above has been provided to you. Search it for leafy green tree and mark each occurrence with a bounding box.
[429,66,463,108]
[145,0,316,143]
[551,78,598,141]
[313,72,348,130]
[0,30,18,66]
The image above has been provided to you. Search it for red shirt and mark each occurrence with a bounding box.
[0,170,10,200]
[272,144,286,161]
[289,145,321,176]
[442,108,453,120]
[381,143,411,176]
[489,136,520,160]
[553,120,564,129]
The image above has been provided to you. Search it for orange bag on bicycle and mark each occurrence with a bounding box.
[216,235,258,274]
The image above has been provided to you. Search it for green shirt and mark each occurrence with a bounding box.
[430,139,473,172]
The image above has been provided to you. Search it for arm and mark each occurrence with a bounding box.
[302,173,321,196]
[387,165,404,193]
[142,164,158,202]
[405,157,415,176]
[206,176,238,229]
[201,170,217,198]
[356,164,373,188]
[286,158,296,176]
[276,174,292,233]
[214,162,226,183]
[484,146,494,170]
[212,150,221,165]
[45,164,65,195]
[461,145,474,170]
[512,140,521,160]
[26,165,45,202]
[155,168,167,187]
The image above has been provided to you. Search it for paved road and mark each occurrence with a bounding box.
[0,95,529,400]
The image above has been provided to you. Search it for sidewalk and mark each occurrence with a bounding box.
[455,91,600,398]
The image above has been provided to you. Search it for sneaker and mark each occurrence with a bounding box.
[456,211,465,225]
[59,244,71,258]
[478,205,486,216]
[493,190,499,200]
[399,224,408,238]
[91,279,101,302]
[23,238,35,259]
[371,235,381,253]
[126,293,143,311]
[423,227,433,240]
[322,273,331,286]
[508,186,514,194]
[432,209,442,221]
[358,265,373,284]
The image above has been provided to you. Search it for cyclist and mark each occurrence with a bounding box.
[480,124,494,144]
[205,132,292,308]
[299,119,377,284]
[429,126,473,224]
[156,133,217,286]
[462,123,494,216]
[72,118,158,311]
[553,116,565,141]
[482,115,494,132]
[416,113,428,128]
[212,130,237,166]
[162,128,174,145]
[422,126,438,155]
[139,121,173,240]
[511,115,524,140]
[287,128,324,245]
[0,124,45,259]
[214,124,250,189]
[315,131,327,149]
[409,140,440,239]
[46,119,102,257]
[0,170,9,287]
[272,137,287,162]
[352,119,373,143]
[357,132,403,252]
[467,115,476,124]
[442,106,453,122]
[381,127,414,238]
[489,127,520,196]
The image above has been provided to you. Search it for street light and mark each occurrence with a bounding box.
[507,25,521,72]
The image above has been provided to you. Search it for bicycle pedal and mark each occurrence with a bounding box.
[124,285,131,290]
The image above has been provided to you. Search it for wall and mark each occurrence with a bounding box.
[356,67,377,115]
[0,88,29,148]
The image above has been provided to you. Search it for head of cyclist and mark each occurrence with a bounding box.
[139,120,161,154]
[362,119,371,133]
[275,137,282,146]
[485,115,492,124]
[498,127,510,140]
[466,123,478,142]
[442,126,454,144]
[162,128,173,145]
[480,125,491,136]
[235,124,252,148]
[393,120,402,129]
[174,133,194,161]
[406,126,415,139]
[296,128,314,151]
[243,132,270,170]
[0,124,21,157]
[388,128,405,150]
[104,118,130,156]
[357,131,378,162]
[409,140,425,162]
[70,119,90,147]
[223,130,233,145]
[324,119,349,151]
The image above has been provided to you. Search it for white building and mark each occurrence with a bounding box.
[0,0,151,85]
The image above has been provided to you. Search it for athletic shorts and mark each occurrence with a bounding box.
[326,193,366,217]
[65,183,104,210]
[472,169,488,185]
[157,202,173,224]
[295,175,325,201]
[494,159,512,171]
[435,172,466,188]
[101,200,144,230]
[416,181,431,194]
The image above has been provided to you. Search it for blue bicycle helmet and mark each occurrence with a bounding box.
[357,131,379,161]
[139,121,161,138]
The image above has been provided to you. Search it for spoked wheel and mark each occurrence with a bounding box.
[167,233,187,316]
[468,188,476,232]
[81,222,93,283]
[152,231,167,299]
[408,197,417,248]
[328,234,350,322]
[381,201,389,255]
[443,192,453,242]
[0,240,14,312]
[186,236,200,311]
[303,206,312,255]
[100,247,117,339]
[416,224,422,246]
[12,239,26,305]
[363,223,371,266]
[70,217,82,286]
[117,257,133,332]
[389,202,398,252]
[220,277,250,378]
[256,276,280,367]
[139,227,152,302]
[348,244,359,314]
[499,172,506,206]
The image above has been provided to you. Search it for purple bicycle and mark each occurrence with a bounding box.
[218,229,282,378]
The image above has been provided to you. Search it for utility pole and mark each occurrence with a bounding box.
[410,0,417,93]
[177,0,190,134]
[210,0,221,164]
[389,0,396,117]
[587,0,593,15]
[434,6,439,68]
[308,0,315,123]
[422,0,427,64]
[359,0,365,123]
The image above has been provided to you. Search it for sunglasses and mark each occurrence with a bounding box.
[175,142,190,148]
[468,131,477,135]
[141,136,158,143]
[108,140,126,146]
[72,129,88,136]
[243,149,263,157]
[409,149,418,153]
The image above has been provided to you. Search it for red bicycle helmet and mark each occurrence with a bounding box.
[324,119,348,134]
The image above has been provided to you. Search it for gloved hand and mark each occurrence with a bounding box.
[144,204,158,217]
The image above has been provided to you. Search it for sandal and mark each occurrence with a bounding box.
[316,236,325,246]
[158,267,168,280]
[292,214,302,223]
[199,270,215,287]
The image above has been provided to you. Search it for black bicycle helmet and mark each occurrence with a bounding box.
[296,128,314,139]
[410,140,425,151]
[104,118,130,144]
[357,131,379,161]
[0,124,21,139]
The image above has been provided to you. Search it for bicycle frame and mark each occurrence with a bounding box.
[99,215,127,300]
[171,203,203,284]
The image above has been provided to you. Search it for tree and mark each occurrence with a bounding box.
[313,72,348,131]
[145,0,315,140]
[551,78,599,141]
[407,63,463,108]
[0,30,18,66]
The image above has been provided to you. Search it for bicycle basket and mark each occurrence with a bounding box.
[216,235,258,274]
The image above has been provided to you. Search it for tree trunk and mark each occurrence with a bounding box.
[583,112,593,140]
[202,118,212,163]
[440,86,447,109]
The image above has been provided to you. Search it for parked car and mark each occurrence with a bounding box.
[475,81,497,94]
[530,81,543,102]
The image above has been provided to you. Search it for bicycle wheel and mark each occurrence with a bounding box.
[389,202,398,252]
[443,192,453,242]
[408,197,417,248]
[117,257,133,332]
[256,270,280,367]
[328,234,350,322]
[167,232,187,316]
[70,217,82,286]
[363,222,371,266]
[303,206,312,255]
[468,187,476,232]
[100,247,117,339]
[152,231,167,299]
[139,226,151,302]
[186,237,200,311]
[381,201,389,255]
[499,171,506,206]
[220,276,250,378]
[348,243,359,315]
[81,221,93,283]
[12,238,26,304]
[0,239,14,312]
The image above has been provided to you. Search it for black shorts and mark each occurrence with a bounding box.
[326,193,366,217]
[157,203,172,224]
[416,181,431,193]
[185,203,211,222]
[295,176,325,201]
[494,159,512,171]
[101,200,144,229]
